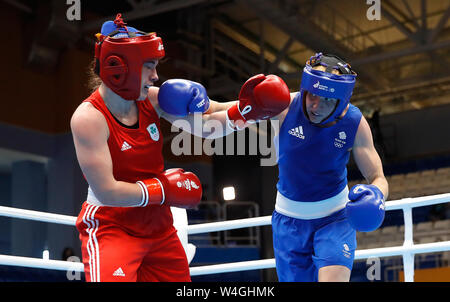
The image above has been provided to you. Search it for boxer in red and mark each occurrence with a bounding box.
[72,14,210,282]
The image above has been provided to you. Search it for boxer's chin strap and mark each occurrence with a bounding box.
[301,91,349,128]
[313,104,350,128]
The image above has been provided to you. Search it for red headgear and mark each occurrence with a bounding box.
[94,14,165,100]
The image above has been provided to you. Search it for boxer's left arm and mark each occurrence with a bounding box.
[352,116,389,199]
[148,85,237,139]
[345,116,389,231]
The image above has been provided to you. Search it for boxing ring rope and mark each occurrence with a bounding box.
[0,193,450,282]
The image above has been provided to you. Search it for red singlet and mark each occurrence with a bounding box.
[75,89,190,282]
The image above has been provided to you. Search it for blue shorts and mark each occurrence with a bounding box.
[272,209,356,282]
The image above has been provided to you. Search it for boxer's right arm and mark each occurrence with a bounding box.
[71,103,145,207]
[148,85,238,139]
[71,104,202,208]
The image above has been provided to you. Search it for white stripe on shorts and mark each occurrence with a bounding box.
[82,204,100,282]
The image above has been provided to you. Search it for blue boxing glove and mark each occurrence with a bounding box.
[345,184,385,232]
[158,79,210,117]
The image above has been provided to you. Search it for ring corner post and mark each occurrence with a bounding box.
[402,205,415,282]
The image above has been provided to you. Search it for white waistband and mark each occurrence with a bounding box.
[86,187,105,207]
[275,186,349,220]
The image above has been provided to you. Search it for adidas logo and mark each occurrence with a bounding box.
[288,126,305,139]
[121,141,132,151]
[113,267,125,277]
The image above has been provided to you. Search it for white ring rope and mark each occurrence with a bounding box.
[0,206,77,226]
[0,254,84,272]
[187,216,272,234]
[0,193,449,281]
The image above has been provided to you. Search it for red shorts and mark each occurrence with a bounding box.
[76,202,191,282]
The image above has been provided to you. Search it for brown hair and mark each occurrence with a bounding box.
[86,58,102,92]
[312,65,342,75]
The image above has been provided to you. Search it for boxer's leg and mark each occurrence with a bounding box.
[137,229,191,282]
[271,211,317,282]
[312,209,356,282]
[318,265,351,282]
[77,204,146,282]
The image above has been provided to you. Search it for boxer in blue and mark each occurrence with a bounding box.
[157,52,388,282]
[226,53,389,282]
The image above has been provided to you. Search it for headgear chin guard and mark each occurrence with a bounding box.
[299,53,357,127]
[94,13,165,101]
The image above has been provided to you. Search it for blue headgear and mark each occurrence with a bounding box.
[300,53,357,127]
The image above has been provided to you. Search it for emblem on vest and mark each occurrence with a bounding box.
[334,131,346,148]
[147,123,160,141]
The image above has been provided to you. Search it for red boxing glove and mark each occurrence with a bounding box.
[226,74,291,130]
[136,168,202,209]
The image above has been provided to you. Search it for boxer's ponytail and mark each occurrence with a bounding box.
[86,58,102,92]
